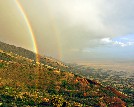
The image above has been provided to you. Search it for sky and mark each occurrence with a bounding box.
[0,0,134,64]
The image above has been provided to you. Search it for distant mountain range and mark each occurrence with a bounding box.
[0,41,130,106]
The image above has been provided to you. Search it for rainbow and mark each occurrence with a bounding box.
[14,0,62,61]
[44,1,62,60]
[14,0,63,88]
[14,0,39,62]
[49,14,62,60]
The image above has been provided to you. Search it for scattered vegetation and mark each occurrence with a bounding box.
[0,41,133,106]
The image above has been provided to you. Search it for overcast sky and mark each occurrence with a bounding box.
[0,0,134,63]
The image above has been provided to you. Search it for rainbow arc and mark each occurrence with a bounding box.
[15,0,62,61]
[15,0,39,62]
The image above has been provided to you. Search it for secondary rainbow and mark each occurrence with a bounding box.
[15,0,39,62]
[44,2,63,60]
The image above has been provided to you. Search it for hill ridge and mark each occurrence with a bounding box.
[0,41,129,106]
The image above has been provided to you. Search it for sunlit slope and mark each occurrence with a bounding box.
[0,41,128,106]
[0,41,68,71]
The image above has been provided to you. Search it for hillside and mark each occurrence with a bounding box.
[0,41,129,107]
[0,41,69,71]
